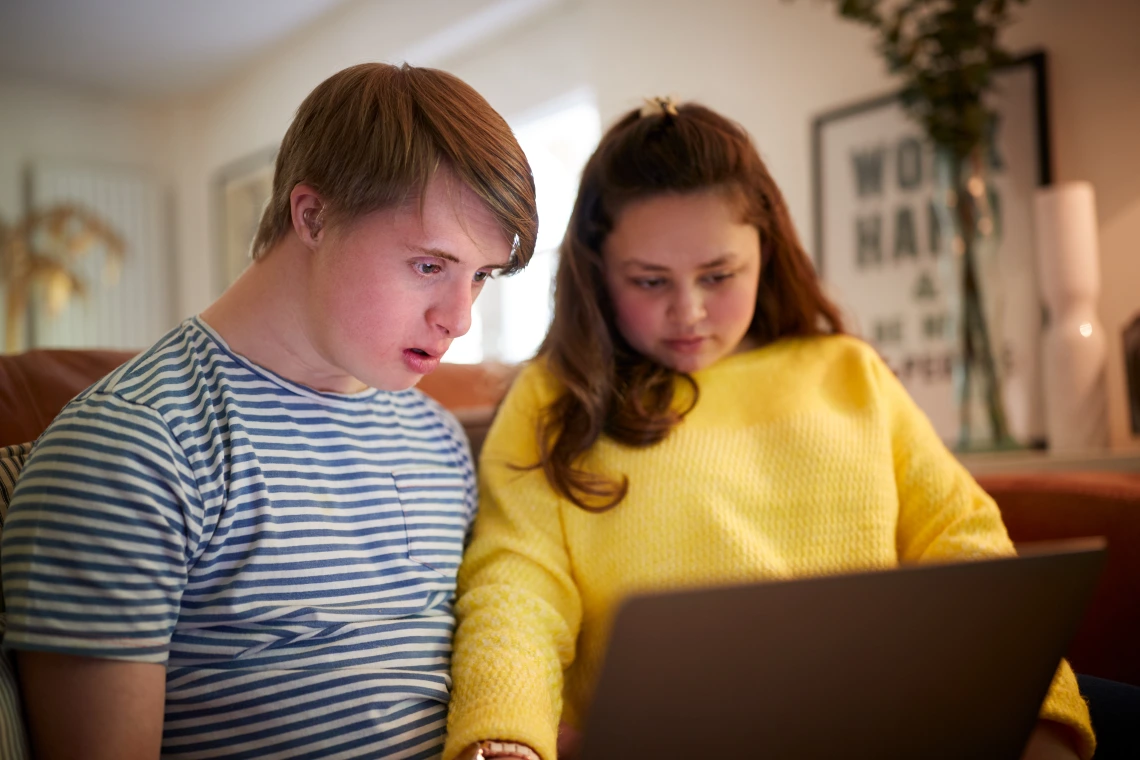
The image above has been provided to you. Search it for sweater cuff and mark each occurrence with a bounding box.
[1037,660,1096,760]
[444,644,560,760]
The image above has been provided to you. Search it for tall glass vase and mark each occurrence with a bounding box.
[933,146,1017,452]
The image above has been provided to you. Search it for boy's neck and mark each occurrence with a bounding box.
[199,237,368,394]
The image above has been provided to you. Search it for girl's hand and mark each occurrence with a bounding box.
[1021,721,1081,760]
[557,721,583,760]
[455,742,541,760]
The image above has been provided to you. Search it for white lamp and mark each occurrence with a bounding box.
[1034,181,1110,452]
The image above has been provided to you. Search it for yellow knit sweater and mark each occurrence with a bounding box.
[444,336,1094,760]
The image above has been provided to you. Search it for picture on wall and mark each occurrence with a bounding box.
[214,147,276,296]
[811,52,1051,447]
[1125,313,1140,436]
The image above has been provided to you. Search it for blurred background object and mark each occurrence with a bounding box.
[0,202,125,353]
[1124,313,1140,437]
[1035,181,1110,453]
[826,0,1027,454]
[0,0,1137,454]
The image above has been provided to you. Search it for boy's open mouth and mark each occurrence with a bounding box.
[402,347,442,374]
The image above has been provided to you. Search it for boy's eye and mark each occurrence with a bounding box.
[414,262,442,276]
[473,270,494,283]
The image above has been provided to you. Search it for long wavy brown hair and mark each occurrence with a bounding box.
[536,102,845,511]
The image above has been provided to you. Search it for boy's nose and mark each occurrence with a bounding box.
[428,286,473,338]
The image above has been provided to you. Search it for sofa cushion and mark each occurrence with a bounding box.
[0,442,34,608]
[0,441,33,757]
[0,349,135,448]
[978,471,1140,687]
[0,443,31,510]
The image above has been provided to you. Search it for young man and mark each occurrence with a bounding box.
[1,62,537,759]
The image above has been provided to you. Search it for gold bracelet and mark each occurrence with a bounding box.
[473,739,541,760]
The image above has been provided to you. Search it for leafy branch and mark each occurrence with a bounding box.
[835,0,1029,158]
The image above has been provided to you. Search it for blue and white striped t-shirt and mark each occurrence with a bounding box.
[1,318,476,759]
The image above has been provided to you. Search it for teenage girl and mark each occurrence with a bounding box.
[445,98,1093,760]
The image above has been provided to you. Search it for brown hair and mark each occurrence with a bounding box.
[251,62,537,270]
[537,102,845,511]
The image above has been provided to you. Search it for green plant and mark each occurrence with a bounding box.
[835,0,1028,160]
[830,0,1030,448]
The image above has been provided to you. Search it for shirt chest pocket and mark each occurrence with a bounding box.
[392,466,471,578]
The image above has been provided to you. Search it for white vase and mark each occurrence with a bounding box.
[1034,182,1110,452]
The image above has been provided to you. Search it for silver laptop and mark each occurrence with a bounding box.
[581,539,1106,760]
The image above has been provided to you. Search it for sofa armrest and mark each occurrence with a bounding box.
[978,471,1140,686]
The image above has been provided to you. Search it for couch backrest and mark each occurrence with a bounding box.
[0,348,515,452]
[0,349,136,448]
[977,472,1140,687]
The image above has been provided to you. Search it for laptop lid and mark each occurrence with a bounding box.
[581,539,1106,760]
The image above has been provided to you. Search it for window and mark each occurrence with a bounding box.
[448,90,601,364]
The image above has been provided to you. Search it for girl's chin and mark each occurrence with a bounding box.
[659,353,718,374]
[637,338,734,373]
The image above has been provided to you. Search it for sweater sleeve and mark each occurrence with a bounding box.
[443,364,581,760]
[872,352,1095,759]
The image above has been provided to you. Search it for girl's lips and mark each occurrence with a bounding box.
[664,337,707,354]
[402,348,441,374]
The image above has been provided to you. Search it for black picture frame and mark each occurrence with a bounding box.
[808,51,1052,446]
[811,50,1051,275]
[1124,314,1140,436]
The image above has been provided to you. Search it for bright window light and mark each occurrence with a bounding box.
[447,89,601,364]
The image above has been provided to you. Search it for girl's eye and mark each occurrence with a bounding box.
[414,262,442,276]
[633,278,666,289]
[703,271,734,285]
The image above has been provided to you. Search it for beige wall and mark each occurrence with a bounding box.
[1006,0,1140,450]
[158,0,561,319]
[1,0,1136,447]
[585,0,892,240]
[583,0,1139,450]
[441,0,591,126]
[0,78,165,346]
[0,78,159,222]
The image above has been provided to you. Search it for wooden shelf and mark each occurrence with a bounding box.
[958,448,1140,476]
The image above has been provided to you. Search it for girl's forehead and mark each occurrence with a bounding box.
[616,186,742,217]
[604,192,760,265]
[610,188,750,235]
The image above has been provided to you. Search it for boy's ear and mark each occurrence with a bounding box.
[290,184,325,249]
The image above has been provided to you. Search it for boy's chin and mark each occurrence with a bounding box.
[375,375,423,392]
[357,366,423,393]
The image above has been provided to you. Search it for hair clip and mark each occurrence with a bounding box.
[639,96,679,119]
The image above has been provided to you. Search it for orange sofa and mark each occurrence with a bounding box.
[2,348,1138,687]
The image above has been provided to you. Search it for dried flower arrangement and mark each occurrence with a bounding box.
[0,205,125,352]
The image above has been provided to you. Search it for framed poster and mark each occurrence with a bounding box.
[214,147,276,297]
[811,52,1051,447]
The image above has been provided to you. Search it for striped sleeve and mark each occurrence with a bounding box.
[0,392,200,664]
[0,616,32,759]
